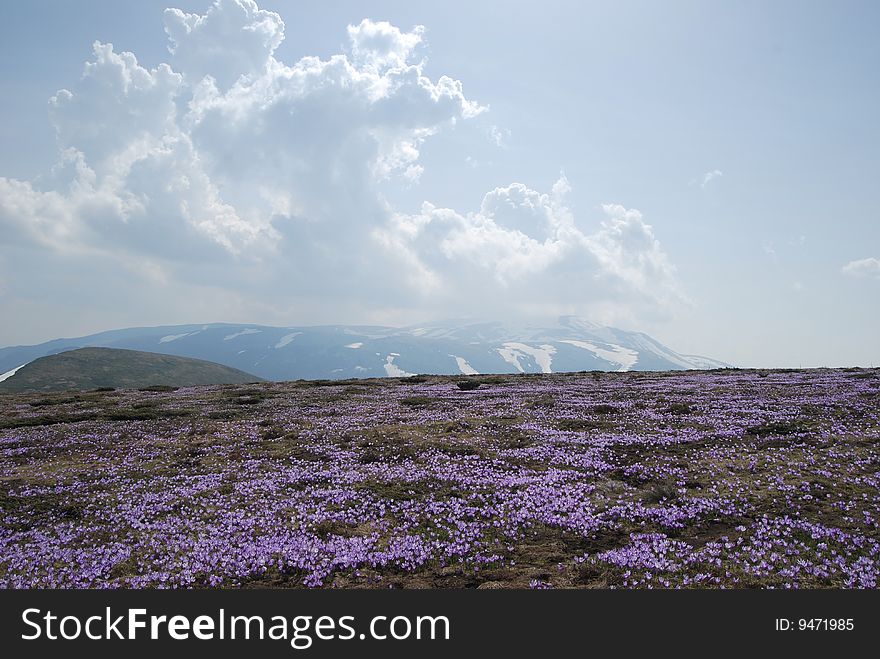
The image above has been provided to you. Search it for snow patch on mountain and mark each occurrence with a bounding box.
[159,332,195,344]
[498,342,556,373]
[453,356,479,375]
[0,364,26,383]
[560,339,638,372]
[497,345,525,372]
[223,329,262,341]
[274,332,302,349]
[384,354,415,377]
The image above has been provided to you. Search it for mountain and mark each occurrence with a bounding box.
[0,347,262,393]
[0,317,731,382]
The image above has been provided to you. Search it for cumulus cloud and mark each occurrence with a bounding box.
[376,174,683,320]
[0,0,684,335]
[842,257,880,279]
[2,2,478,257]
[347,19,424,72]
[164,0,285,90]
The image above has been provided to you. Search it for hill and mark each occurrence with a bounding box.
[0,347,262,393]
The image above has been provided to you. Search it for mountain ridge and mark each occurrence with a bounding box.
[0,318,732,382]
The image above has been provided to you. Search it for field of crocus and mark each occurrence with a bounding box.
[1,368,878,589]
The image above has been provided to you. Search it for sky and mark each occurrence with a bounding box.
[0,0,878,367]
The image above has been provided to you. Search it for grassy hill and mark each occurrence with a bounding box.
[0,347,262,393]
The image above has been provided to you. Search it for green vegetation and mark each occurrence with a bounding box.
[0,347,262,394]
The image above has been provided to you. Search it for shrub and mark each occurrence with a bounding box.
[593,404,618,414]
[644,482,679,503]
[28,397,77,407]
[400,396,431,407]
[664,402,692,415]
[746,419,814,436]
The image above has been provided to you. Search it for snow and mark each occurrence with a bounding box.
[453,356,479,375]
[0,364,26,383]
[223,329,262,341]
[345,342,363,349]
[383,354,415,377]
[274,332,301,349]
[559,339,638,372]
[159,332,194,344]
[497,342,556,373]
[497,346,525,372]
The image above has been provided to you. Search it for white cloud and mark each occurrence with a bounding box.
[488,124,510,147]
[842,257,880,279]
[164,0,285,90]
[588,203,681,305]
[347,19,424,72]
[2,4,479,262]
[701,169,723,187]
[0,0,684,338]
[375,174,684,320]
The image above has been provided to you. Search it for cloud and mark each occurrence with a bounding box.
[842,257,880,279]
[347,19,424,72]
[164,0,285,90]
[0,0,684,337]
[376,175,684,320]
[701,169,723,188]
[2,3,478,256]
[487,124,510,147]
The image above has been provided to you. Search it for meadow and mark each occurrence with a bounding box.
[1,368,878,589]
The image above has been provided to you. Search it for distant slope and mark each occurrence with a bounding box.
[0,347,262,393]
[0,317,732,381]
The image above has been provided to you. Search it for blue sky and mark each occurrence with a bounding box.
[0,0,878,367]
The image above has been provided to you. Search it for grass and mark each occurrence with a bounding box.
[1,367,878,589]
